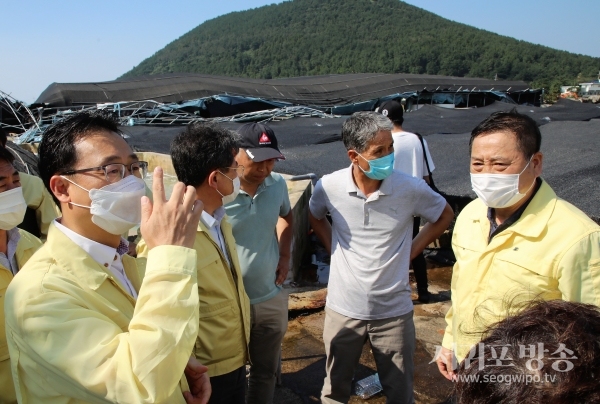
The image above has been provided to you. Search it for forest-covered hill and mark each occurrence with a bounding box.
[121,0,599,98]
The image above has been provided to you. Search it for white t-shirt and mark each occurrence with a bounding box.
[309,166,446,320]
[392,130,435,179]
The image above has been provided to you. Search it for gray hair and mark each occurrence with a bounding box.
[341,111,393,152]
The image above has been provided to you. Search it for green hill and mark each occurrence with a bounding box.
[121,0,599,97]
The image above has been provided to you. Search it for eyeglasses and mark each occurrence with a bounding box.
[218,165,245,179]
[61,161,149,183]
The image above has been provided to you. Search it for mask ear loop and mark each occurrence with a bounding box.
[60,175,91,192]
[354,152,371,174]
[518,156,536,195]
[518,156,533,175]
[215,170,235,198]
[60,176,92,209]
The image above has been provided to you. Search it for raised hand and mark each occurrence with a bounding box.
[140,167,202,250]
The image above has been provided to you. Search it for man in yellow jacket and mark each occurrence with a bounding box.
[0,128,60,239]
[4,111,209,403]
[436,109,600,379]
[0,146,43,403]
[139,122,251,404]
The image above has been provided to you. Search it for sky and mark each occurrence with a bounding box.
[1,0,599,104]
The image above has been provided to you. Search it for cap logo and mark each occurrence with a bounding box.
[382,109,389,116]
[259,132,271,144]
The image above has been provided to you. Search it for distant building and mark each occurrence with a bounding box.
[579,81,600,96]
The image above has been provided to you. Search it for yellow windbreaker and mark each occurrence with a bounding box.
[138,217,251,377]
[20,173,60,239]
[4,224,199,403]
[443,180,600,361]
[0,229,42,404]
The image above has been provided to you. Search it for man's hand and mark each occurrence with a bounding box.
[275,256,290,285]
[183,356,211,404]
[436,346,457,381]
[140,167,203,250]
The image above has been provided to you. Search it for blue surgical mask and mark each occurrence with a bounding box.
[356,152,395,180]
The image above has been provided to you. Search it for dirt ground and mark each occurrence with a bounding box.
[274,266,455,403]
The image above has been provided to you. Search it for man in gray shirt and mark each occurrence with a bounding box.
[309,111,453,404]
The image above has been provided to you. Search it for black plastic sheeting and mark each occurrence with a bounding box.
[123,102,600,221]
[35,73,530,108]
[401,99,600,135]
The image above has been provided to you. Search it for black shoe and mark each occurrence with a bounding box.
[417,290,431,303]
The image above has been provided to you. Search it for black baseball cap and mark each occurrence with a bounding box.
[376,100,403,122]
[237,123,285,162]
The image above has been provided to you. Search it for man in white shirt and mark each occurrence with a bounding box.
[376,100,436,302]
[309,111,454,403]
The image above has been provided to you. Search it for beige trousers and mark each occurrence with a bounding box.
[247,290,288,404]
[321,307,415,404]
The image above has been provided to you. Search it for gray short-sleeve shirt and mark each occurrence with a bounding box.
[309,165,446,320]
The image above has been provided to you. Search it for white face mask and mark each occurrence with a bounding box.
[470,158,535,208]
[0,187,27,230]
[217,171,241,205]
[63,175,146,235]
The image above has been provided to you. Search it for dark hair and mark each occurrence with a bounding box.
[0,144,15,164]
[0,127,7,148]
[470,109,541,158]
[455,299,600,403]
[38,110,122,206]
[391,117,404,126]
[170,122,239,187]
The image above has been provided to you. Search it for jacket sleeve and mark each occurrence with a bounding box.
[442,252,462,350]
[6,245,198,403]
[557,230,600,306]
[441,306,455,350]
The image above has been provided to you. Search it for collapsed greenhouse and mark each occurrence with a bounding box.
[1,73,598,222]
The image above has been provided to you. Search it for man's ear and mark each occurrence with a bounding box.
[49,175,72,203]
[532,151,543,176]
[207,171,219,189]
[347,150,359,165]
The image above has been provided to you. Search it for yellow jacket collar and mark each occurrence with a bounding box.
[15,229,39,254]
[470,179,556,239]
[45,223,112,291]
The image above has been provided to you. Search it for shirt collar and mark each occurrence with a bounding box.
[346,165,358,193]
[238,173,276,198]
[6,227,20,260]
[263,173,275,188]
[345,164,392,196]
[200,206,226,229]
[6,227,21,249]
[1,228,21,274]
[53,219,128,268]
